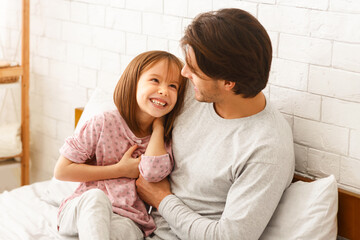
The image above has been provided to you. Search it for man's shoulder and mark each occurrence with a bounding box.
[233,103,294,164]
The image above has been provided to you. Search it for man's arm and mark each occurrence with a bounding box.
[136,162,292,240]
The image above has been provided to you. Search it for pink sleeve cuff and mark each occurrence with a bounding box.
[139,154,173,182]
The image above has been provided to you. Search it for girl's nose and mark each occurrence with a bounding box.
[158,87,168,96]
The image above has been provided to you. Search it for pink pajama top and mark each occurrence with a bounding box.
[58,110,174,236]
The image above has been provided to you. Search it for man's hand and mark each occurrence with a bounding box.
[136,175,172,209]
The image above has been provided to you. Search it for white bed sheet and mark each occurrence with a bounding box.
[0,181,76,240]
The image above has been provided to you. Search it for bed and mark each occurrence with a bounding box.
[0,88,359,240]
[0,180,76,240]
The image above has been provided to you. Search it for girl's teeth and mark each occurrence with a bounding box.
[151,99,166,106]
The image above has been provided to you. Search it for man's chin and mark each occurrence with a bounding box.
[194,94,203,102]
[195,95,211,103]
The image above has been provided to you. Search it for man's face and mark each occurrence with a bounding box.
[181,46,221,103]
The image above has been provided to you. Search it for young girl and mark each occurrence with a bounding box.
[54,51,187,239]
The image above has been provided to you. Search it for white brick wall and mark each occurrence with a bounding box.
[309,66,360,102]
[322,97,360,129]
[307,148,340,180]
[294,117,349,156]
[333,42,360,72]
[258,5,311,36]
[350,130,360,159]
[1,0,359,193]
[269,58,308,91]
[278,34,332,65]
[331,0,360,14]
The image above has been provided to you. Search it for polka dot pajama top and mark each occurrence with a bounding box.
[58,110,174,236]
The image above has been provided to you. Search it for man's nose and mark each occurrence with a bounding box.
[181,64,189,78]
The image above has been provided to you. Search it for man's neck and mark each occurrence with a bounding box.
[213,92,266,119]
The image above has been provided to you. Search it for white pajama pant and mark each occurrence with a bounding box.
[58,189,144,240]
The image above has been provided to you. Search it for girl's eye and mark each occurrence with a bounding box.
[169,84,178,89]
[151,78,159,83]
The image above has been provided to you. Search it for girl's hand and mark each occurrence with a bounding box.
[115,145,141,179]
[152,117,165,130]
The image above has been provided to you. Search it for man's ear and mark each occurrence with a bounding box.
[223,80,235,91]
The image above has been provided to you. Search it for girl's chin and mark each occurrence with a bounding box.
[147,110,170,118]
[141,103,174,118]
[149,106,173,116]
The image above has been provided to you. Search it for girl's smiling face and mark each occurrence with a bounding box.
[136,59,180,121]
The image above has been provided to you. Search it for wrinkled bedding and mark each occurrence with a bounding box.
[0,181,76,240]
[0,176,339,240]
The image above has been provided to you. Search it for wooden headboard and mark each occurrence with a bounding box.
[75,107,360,239]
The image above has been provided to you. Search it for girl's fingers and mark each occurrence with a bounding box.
[123,144,138,157]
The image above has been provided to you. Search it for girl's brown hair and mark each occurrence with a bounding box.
[113,50,187,142]
[181,8,272,98]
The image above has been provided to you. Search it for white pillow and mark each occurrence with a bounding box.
[260,175,338,240]
[75,88,116,133]
[42,88,116,206]
[0,123,22,159]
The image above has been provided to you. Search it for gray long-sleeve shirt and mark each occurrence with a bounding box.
[147,85,295,240]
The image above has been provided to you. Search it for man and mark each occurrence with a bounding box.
[136,8,295,240]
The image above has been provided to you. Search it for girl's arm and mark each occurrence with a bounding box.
[144,118,168,156]
[54,145,140,182]
[139,118,173,182]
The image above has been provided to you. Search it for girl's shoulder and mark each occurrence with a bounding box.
[99,109,124,125]
[84,109,122,126]
[102,109,121,118]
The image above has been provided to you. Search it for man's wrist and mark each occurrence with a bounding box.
[155,192,172,209]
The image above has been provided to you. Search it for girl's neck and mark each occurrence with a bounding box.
[133,127,151,138]
[134,112,154,138]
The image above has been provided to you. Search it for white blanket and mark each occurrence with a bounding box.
[0,181,76,240]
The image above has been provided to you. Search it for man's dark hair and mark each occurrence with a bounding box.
[181,8,272,98]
